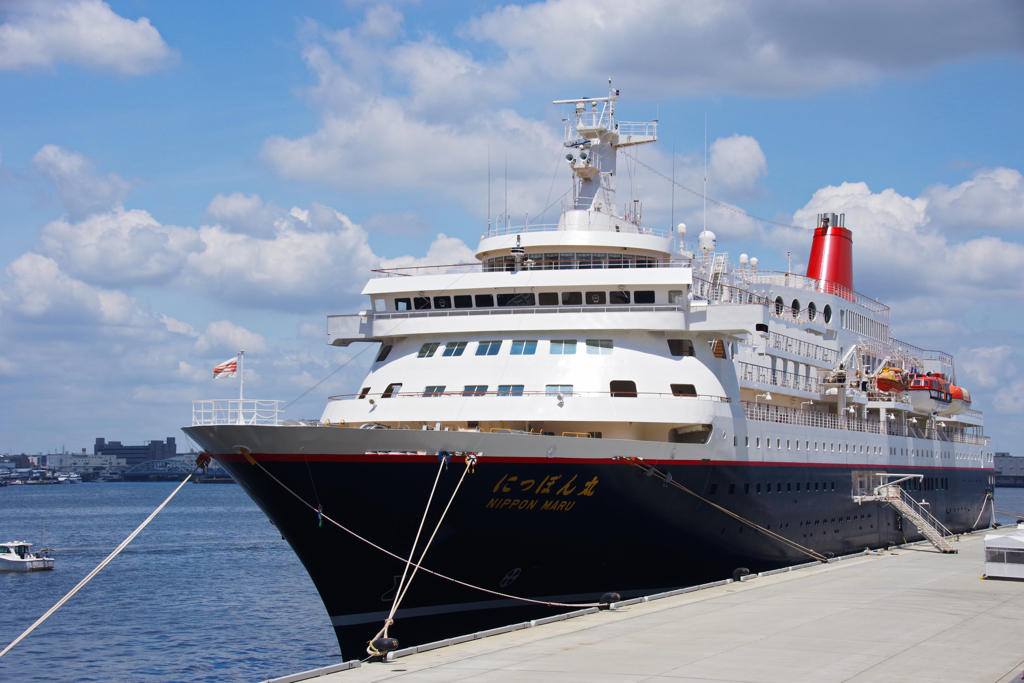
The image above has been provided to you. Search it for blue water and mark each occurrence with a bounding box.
[0,483,339,682]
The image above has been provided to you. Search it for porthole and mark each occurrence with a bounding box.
[808,302,817,321]
[791,299,800,315]
[775,296,784,315]
[823,304,832,324]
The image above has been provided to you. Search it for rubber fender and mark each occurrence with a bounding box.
[732,567,750,582]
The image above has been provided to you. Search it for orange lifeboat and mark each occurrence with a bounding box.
[906,372,952,414]
[943,384,972,416]
[873,366,908,394]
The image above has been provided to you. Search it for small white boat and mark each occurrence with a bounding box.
[67,472,82,483]
[0,541,54,572]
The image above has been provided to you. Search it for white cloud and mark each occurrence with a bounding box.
[708,135,767,195]
[193,320,267,356]
[0,0,177,75]
[958,346,1015,390]
[161,314,198,337]
[32,144,132,218]
[925,168,1024,236]
[205,192,288,238]
[2,252,152,326]
[993,379,1024,417]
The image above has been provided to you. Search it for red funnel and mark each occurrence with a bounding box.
[806,213,853,295]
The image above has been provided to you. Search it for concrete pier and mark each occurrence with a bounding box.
[275,530,1024,683]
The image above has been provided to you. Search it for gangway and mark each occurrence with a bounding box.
[853,473,957,553]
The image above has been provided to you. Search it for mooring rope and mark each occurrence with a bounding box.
[973,493,993,529]
[0,467,200,660]
[239,451,603,611]
[615,457,829,563]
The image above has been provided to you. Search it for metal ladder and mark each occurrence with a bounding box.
[879,485,957,553]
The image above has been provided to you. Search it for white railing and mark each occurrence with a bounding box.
[615,121,657,137]
[739,362,819,393]
[743,271,890,318]
[764,331,838,364]
[360,304,685,322]
[192,400,283,426]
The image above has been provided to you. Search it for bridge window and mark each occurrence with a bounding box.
[538,292,558,305]
[476,341,502,356]
[610,380,637,397]
[550,340,577,354]
[671,384,697,396]
[510,340,537,355]
[667,339,695,357]
[634,290,655,304]
[475,294,494,307]
[394,298,411,311]
[433,296,451,309]
[414,296,431,310]
[668,290,684,304]
[498,293,536,306]
[562,292,583,305]
[609,291,630,304]
[374,298,386,312]
[586,291,607,305]
[454,295,473,308]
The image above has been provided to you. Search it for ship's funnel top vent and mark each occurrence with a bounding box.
[806,212,853,292]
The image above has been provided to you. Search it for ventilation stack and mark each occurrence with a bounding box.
[806,213,853,295]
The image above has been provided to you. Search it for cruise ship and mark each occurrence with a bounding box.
[184,89,994,659]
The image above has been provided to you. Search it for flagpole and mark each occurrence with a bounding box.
[238,350,244,401]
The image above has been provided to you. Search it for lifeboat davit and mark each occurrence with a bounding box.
[873,366,908,394]
[906,373,953,414]
[942,384,972,416]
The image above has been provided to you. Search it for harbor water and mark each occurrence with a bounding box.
[1,482,1022,682]
[0,482,339,682]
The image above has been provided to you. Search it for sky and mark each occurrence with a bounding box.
[0,0,1022,455]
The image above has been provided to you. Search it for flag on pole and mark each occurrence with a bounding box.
[213,357,238,378]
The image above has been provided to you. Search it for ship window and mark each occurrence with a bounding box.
[744,483,749,494]
[586,339,613,354]
[671,384,697,396]
[442,341,467,357]
[634,290,655,304]
[358,387,370,399]
[610,380,637,397]
[382,383,402,398]
[497,385,524,396]
[796,482,801,491]
[476,340,502,356]
[728,484,735,494]
[375,345,393,363]
[823,304,832,324]
[546,384,573,396]
[746,436,750,447]
[787,439,791,449]
[831,482,835,491]
[815,482,819,491]
[808,302,817,321]
[791,299,800,315]
[433,296,451,309]
[562,292,583,305]
[756,482,761,493]
[756,437,761,448]
[395,298,411,311]
[586,291,607,305]
[510,340,537,355]
[609,291,630,304]
[777,483,782,492]
[498,292,536,307]
[475,294,494,307]
[667,339,695,357]
[463,385,487,396]
[454,295,473,309]
[710,484,718,495]
[374,298,386,312]
[538,292,559,306]
[417,343,440,358]
[550,340,577,355]
[423,385,446,397]
[775,296,784,315]
[767,438,772,450]
[796,440,800,451]
[777,438,781,449]
[414,297,431,310]
[668,290,684,304]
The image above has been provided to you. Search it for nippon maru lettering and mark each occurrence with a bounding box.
[184,88,994,659]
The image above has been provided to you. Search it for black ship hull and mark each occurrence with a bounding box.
[186,425,992,659]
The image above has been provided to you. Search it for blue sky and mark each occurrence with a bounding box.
[1,0,1022,454]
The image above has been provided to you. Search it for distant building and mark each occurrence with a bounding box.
[46,453,127,471]
[994,453,1022,487]
[94,437,177,467]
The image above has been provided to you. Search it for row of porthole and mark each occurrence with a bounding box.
[720,515,873,535]
[773,297,832,323]
[738,435,883,455]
